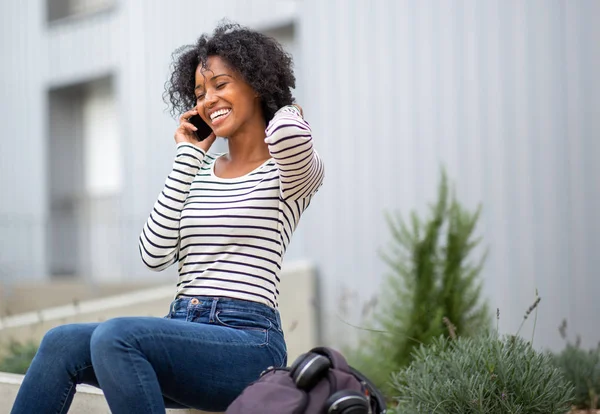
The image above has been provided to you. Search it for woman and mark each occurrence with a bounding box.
[11,22,324,414]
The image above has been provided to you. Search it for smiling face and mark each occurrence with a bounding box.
[194,56,264,139]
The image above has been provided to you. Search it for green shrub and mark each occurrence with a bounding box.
[391,332,574,414]
[348,169,490,393]
[0,340,38,374]
[552,320,600,409]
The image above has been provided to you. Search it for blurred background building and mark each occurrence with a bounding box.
[1,0,599,352]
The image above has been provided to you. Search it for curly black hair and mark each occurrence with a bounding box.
[164,21,296,124]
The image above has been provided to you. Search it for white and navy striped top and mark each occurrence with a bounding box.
[139,106,324,308]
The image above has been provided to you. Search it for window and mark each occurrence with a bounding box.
[47,0,116,23]
[47,75,121,277]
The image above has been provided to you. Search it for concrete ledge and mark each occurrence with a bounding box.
[0,372,219,414]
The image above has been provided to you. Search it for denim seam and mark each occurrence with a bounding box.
[56,363,94,414]
[57,383,74,414]
[265,342,287,368]
[121,330,270,349]
[126,346,156,414]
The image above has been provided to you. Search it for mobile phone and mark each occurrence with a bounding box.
[188,114,213,141]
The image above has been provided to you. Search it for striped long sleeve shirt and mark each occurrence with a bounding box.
[139,105,324,308]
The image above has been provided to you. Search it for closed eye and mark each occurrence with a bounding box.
[216,83,227,89]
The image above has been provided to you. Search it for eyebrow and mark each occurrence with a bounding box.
[194,74,232,91]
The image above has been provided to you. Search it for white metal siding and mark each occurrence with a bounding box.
[296,0,600,350]
[0,1,48,280]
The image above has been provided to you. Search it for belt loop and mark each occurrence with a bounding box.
[209,298,219,323]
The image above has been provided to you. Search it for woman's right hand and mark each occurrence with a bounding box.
[174,109,216,152]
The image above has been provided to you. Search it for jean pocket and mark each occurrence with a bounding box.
[215,310,272,332]
[214,310,271,347]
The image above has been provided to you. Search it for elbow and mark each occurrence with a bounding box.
[280,157,325,200]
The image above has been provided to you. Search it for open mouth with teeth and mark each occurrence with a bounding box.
[209,108,232,126]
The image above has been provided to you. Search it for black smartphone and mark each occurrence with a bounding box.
[188,114,213,141]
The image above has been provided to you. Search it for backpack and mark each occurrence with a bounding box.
[226,347,387,414]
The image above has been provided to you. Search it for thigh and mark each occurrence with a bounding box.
[92,316,280,412]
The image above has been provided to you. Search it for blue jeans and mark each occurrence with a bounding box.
[10,296,287,413]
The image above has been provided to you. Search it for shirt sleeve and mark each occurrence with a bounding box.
[264,105,325,201]
[138,143,205,271]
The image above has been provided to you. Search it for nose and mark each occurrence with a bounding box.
[204,89,218,108]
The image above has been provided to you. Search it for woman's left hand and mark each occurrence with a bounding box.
[292,104,303,118]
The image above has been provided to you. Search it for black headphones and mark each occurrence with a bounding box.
[289,348,386,414]
[324,390,371,413]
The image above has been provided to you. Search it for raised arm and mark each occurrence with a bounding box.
[138,143,205,271]
[264,105,324,200]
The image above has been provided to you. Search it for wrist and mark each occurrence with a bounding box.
[176,142,205,159]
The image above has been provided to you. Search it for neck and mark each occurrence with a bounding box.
[226,115,270,163]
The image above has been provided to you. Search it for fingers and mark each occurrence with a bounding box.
[174,112,200,145]
[175,109,215,151]
[180,121,197,132]
[178,109,198,132]
[292,104,303,117]
[179,108,198,125]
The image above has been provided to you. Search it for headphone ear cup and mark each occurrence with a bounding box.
[289,352,309,376]
[324,390,369,414]
[290,353,331,390]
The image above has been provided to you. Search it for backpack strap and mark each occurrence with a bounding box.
[309,347,352,373]
[350,366,388,413]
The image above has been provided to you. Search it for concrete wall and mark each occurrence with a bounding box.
[0,372,209,414]
[0,281,158,316]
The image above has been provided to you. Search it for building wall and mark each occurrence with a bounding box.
[0,0,298,283]
[295,0,600,351]
[0,1,48,280]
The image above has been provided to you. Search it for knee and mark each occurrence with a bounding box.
[90,318,136,358]
[37,324,92,360]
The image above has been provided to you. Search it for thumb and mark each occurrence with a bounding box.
[198,132,217,151]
